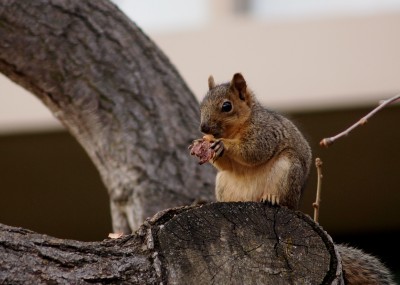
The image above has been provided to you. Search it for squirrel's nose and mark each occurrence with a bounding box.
[200,123,211,134]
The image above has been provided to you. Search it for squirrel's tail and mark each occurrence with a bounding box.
[336,244,395,285]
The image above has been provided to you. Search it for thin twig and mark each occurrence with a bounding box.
[313,158,323,223]
[320,94,400,147]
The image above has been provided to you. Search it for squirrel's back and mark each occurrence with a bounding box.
[249,106,311,173]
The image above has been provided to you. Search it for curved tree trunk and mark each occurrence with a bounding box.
[0,203,344,284]
[0,0,215,233]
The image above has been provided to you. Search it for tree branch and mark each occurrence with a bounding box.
[313,158,323,223]
[320,94,400,147]
[0,203,344,284]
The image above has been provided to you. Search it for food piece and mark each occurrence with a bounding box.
[108,232,124,239]
[188,138,216,165]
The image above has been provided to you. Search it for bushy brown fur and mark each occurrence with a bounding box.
[337,245,395,284]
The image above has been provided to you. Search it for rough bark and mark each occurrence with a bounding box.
[0,0,215,233]
[0,203,344,285]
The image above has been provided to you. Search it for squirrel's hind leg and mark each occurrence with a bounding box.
[260,194,280,206]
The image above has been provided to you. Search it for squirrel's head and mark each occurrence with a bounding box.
[199,73,253,138]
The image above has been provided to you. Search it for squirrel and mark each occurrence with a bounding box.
[192,73,395,285]
[198,72,312,209]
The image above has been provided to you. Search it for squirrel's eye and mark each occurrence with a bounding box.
[221,101,232,112]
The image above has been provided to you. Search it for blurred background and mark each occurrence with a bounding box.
[0,0,399,279]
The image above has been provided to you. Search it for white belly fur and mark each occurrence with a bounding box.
[216,155,291,202]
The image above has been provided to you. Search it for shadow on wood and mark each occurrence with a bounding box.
[0,202,343,284]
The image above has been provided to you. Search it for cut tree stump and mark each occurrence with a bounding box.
[0,203,343,285]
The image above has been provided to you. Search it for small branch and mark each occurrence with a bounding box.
[320,94,400,147]
[313,158,323,223]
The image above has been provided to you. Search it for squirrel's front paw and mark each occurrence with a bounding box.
[210,139,224,161]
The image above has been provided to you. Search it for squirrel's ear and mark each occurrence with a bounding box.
[230,73,247,100]
[208,75,216,90]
